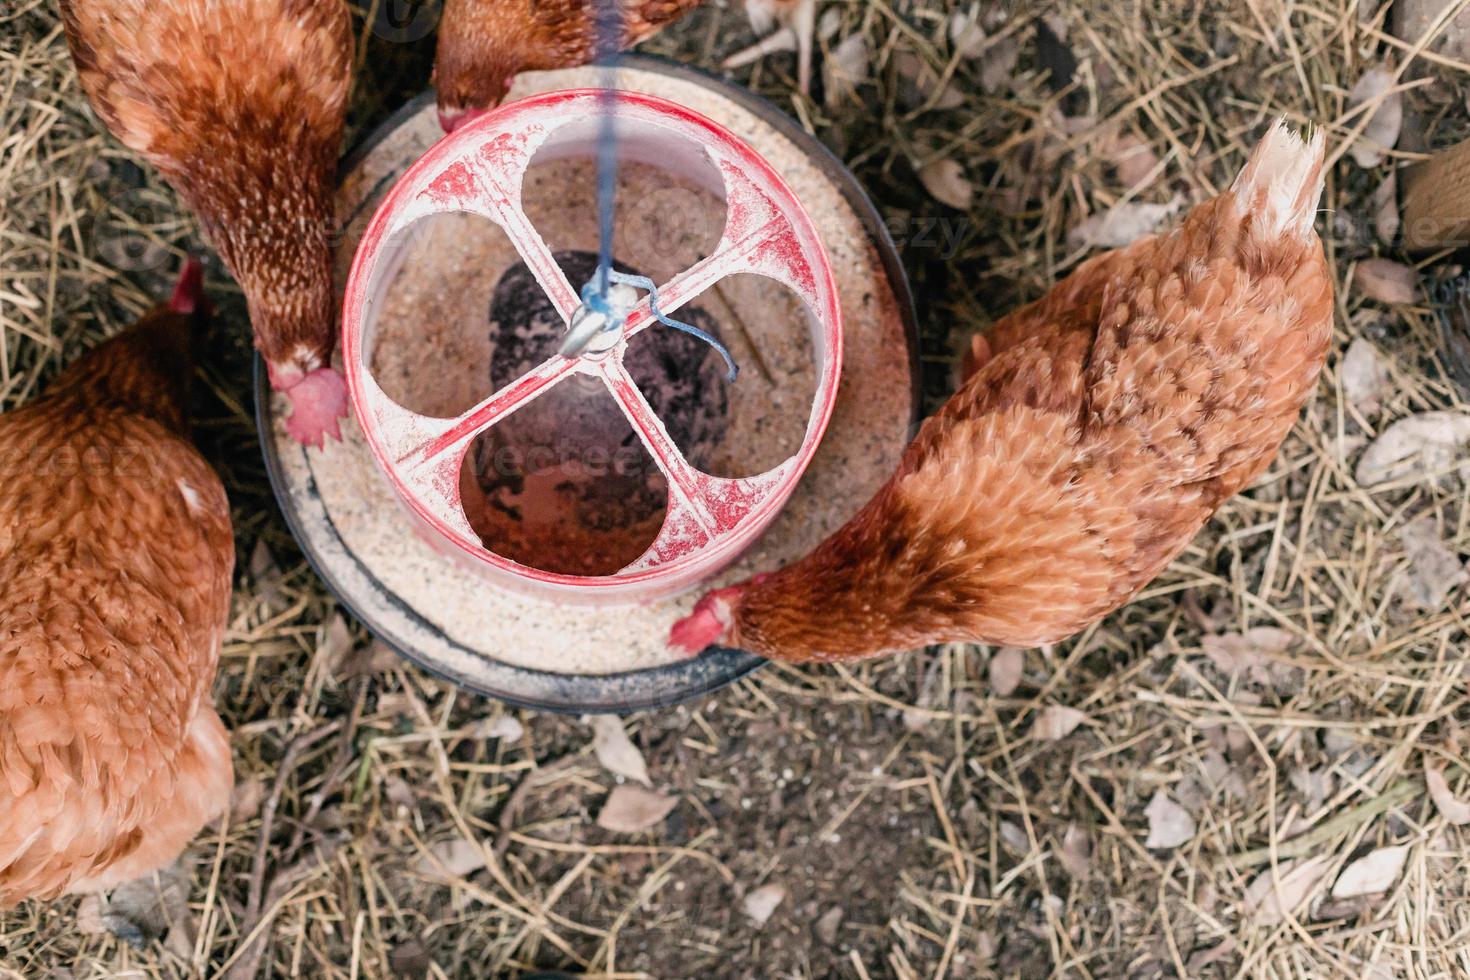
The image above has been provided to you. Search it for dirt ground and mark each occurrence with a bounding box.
[6,0,1470,977]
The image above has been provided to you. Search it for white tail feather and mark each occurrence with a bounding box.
[1229,119,1326,239]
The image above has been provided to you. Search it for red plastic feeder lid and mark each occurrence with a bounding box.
[342,89,842,604]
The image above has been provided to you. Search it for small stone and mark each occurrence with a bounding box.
[742,883,787,928]
[814,905,844,945]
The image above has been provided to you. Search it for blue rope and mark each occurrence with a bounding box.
[581,0,739,383]
[580,274,740,382]
[591,2,620,299]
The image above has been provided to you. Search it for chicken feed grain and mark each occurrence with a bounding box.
[271,65,914,675]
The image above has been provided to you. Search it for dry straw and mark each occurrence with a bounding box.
[6,0,1470,976]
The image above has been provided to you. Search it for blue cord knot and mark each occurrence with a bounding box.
[584,20,737,382]
[579,272,740,382]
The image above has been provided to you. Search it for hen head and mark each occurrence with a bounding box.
[433,36,517,132]
[256,293,346,449]
[668,585,743,657]
[668,574,772,657]
[435,76,511,133]
[266,356,347,450]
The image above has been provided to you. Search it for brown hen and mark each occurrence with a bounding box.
[60,0,354,447]
[671,121,1333,663]
[0,264,235,905]
[434,0,702,131]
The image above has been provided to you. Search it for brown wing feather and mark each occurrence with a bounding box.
[435,0,701,114]
[58,0,352,368]
[0,312,234,903]
[624,0,702,39]
[732,182,1333,663]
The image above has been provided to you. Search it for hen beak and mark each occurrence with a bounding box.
[438,105,491,134]
[668,586,741,657]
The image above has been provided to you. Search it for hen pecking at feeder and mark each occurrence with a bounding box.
[434,0,703,131]
[0,263,234,905]
[671,121,1335,664]
[60,0,354,448]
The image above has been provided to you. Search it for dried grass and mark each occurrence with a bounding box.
[6,0,1470,976]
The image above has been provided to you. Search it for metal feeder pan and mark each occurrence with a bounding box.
[255,56,919,714]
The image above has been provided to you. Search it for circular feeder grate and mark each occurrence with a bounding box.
[257,58,919,713]
[343,88,842,605]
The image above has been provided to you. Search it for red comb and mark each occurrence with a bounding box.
[169,257,208,315]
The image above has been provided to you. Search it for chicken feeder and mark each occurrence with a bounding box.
[257,57,919,713]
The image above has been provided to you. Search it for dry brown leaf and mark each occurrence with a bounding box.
[1426,764,1470,825]
[1057,822,1091,879]
[1143,791,1195,849]
[919,158,973,210]
[249,538,277,580]
[1332,845,1409,898]
[1244,856,1333,924]
[317,613,353,673]
[741,882,787,927]
[75,863,192,948]
[1372,173,1400,244]
[75,895,108,936]
[903,656,944,731]
[376,692,414,718]
[335,639,401,679]
[892,49,963,111]
[1340,337,1391,413]
[1346,337,1387,414]
[1355,412,1470,486]
[989,647,1024,696]
[415,838,485,878]
[949,11,986,58]
[596,785,678,833]
[1031,705,1087,741]
[475,714,525,741]
[384,776,415,810]
[979,36,1020,93]
[1399,517,1468,610]
[816,5,841,40]
[228,778,266,825]
[1289,765,1336,812]
[250,540,285,613]
[1201,627,1298,691]
[1104,131,1161,189]
[1201,748,1249,803]
[388,938,432,980]
[999,820,1029,853]
[814,905,844,945]
[1068,199,1179,250]
[931,84,965,110]
[1201,627,1292,667]
[823,33,869,111]
[1186,938,1238,972]
[1353,257,1418,305]
[589,714,651,786]
[1347,66,1403,167]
